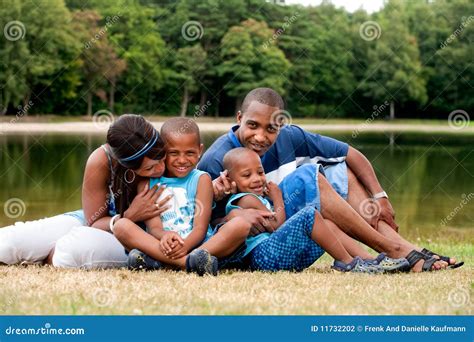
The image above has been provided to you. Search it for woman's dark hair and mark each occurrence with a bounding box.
[107,114,165,216]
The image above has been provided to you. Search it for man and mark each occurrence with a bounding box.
[198,88,460,272]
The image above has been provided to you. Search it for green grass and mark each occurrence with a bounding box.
[0,241,471,315]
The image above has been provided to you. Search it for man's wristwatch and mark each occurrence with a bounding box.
[372,191,388,200]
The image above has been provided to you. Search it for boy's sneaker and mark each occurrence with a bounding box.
[128,249,162,271]
[332,256,384,274]
[186,249,218,276]
[365,253,411,273]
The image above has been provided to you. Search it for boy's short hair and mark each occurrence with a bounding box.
[161,117,201,144]
[223,147,257,171]
[240,88,285,114]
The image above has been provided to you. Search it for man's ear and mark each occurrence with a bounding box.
[236,111,242,124]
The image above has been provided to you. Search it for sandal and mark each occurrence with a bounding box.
[405,250,441,272]
[364,253,411,273]
[421,248,464,269]
[332,256,384,274]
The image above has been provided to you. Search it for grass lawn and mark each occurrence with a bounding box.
[1,240,472,315]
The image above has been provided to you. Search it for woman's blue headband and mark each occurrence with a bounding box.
[120,129,159,162]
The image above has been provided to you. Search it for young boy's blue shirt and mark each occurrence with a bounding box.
[225,193,272,256]
[149,169,212,239]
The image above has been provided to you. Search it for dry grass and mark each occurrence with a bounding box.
[1,246,472,316]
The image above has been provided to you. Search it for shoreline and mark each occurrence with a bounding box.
[1,122,474,134]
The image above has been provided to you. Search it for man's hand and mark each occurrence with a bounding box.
[371,198,398,232]
[124,183,172,222]
[159,231,184,255]
[212,170,237,201]
[229,208,276,236]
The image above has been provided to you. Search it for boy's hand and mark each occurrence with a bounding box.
[159,232,184,255]
[264,181,282,201]
[166,241,190,259]
[124,183,172,222]
[212,170,237,201]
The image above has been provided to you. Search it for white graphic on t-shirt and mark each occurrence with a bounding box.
[157,187,194,238]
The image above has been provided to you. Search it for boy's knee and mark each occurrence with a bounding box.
[111,218,131,241]
[230,217,252,238]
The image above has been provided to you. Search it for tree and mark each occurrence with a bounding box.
[0,0,80,114]
[361,0,427,119]
[174,44,207,116]
[218,19,291,110]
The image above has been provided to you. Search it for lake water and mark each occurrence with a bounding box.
[1,131,472,241]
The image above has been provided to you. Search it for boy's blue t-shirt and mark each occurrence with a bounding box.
[149,169,211,239]
[226,193,273,256]
[198,124,349,218]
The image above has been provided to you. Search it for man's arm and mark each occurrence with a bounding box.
[345,146,398,231]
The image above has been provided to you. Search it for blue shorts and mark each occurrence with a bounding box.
[279,162,348,219]
[248,206,325,272]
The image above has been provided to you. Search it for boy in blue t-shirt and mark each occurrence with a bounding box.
[222,148,409,273]
[114,118,251,276]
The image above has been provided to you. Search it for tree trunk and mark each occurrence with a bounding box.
[22,92,31,116]
[109,81,115,113]
[390,100,395,120]
[199,90,207,116]
[180,86,189,117]
[87,92,92,116]
[1,92,11,115]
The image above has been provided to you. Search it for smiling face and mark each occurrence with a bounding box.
[227,150,267,196]
[235,101,281,157]
[163,133,203,178]
[134,156,166,178]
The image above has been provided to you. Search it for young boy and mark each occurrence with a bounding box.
[223,147,410,273]
[113,118,251,276]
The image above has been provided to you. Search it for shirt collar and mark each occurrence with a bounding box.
[228,125,242,148]
[227,125,267,163]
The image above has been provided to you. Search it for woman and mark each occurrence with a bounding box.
[0,114,170,268]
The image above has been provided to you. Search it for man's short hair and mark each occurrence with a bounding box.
[240,88,284,113]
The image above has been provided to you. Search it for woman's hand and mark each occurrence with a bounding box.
[124,183,172,222]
